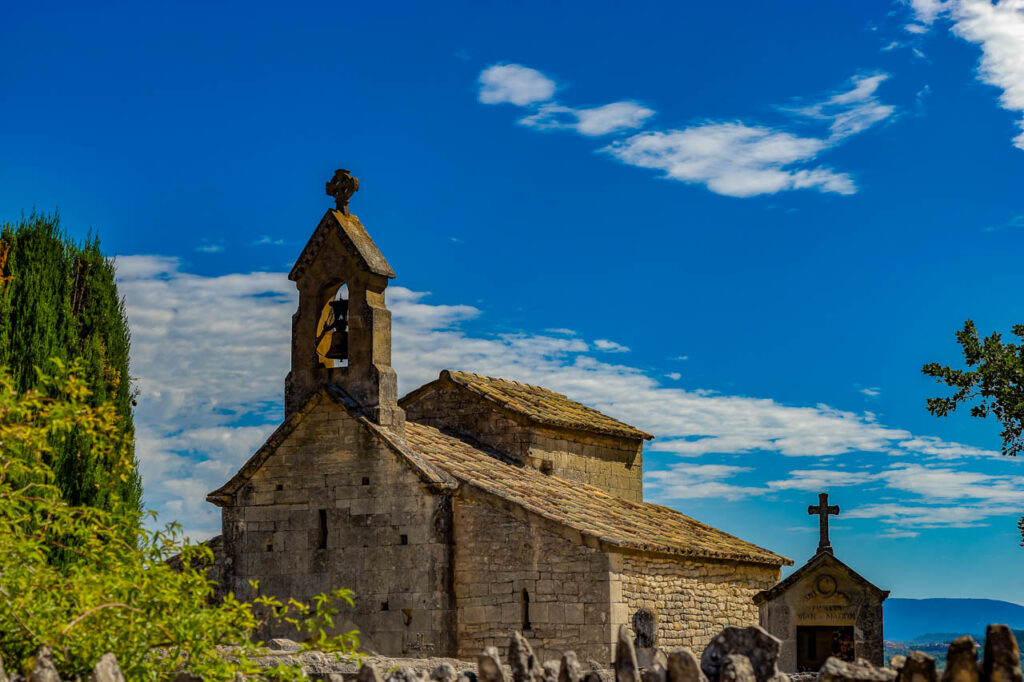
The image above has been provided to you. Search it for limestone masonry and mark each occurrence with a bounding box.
[206,171,792,663]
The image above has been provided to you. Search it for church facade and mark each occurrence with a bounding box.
[207,171,792,662]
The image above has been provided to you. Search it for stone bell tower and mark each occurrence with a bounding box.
[284,169,404,430]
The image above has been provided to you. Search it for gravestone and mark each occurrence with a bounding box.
[753,494,888,672]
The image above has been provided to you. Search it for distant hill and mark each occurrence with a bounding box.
[886,598,1024,642]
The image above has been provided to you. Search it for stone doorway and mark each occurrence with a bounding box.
[795,625,854,672]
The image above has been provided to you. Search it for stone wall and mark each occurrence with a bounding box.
[613,554,781,654]
[221,400,454,656]
[452,494,614,662]
[401,383,643,502]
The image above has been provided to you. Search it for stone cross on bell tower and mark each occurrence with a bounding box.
[808,492,840,554]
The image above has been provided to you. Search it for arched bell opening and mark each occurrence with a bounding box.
[315,282,349,368]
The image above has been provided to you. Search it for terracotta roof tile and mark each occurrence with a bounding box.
[404,421,790,567]
[441,370,653,441]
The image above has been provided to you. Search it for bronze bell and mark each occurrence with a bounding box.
[324,329,348,360]
[323,299,349,360]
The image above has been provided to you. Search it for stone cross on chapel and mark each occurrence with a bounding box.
[808,492,839,554]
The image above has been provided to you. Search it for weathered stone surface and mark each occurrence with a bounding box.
[0,651,8,682]
[433,663,459,682]
[898,652,936,682]
[701,626,783,682]
[616,624,642,682]
[667,648,706,682]
[641,650,668,682]
[819,657,895,682]
[87,653,124,682]
[27,647,61,682]
[542,662,560,682]
[889,658,906,674]
[983,625,1022,682]
[509,632,544,682]
[359,662,386,682]
[559,652,582,682]
[267,638,302,652]
[479,647,510,682]
[328,675,347,682]
[942,636,978,682]
[721,656,757,682]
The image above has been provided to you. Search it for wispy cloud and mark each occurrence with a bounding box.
[646,463,761,501]
[860,386,881,397]
[520,101,655,136]
[767,468,877,491]
[479,64,895,198]
[252,235,284,246]
[983,214,1024,232]
[593,338,630,353]
[194,242,224,253]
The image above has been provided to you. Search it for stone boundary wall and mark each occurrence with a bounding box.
[4,623,1020,682]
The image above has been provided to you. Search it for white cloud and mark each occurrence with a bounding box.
[896,436,998,459]
[605,124,855,198]
[952,0,1024,149]
[666,372,682,381]
[881,463,1024,503]
[520,101,655,136]
[910,0,948,25]
[195,243,224,254]
[480,63,893,198]
[593,338,630,353]
[910,0,1024,149]
[791,74,896,141]
[767,469,877,491]
[645,463,761,501]
[860,387,881,397]
[478,64,556,106]
[118,259,1011,537]
[252,235,284,246]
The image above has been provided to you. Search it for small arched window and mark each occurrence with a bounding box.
[521,588,532,631]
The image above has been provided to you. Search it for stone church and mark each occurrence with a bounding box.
[206,170,792,662]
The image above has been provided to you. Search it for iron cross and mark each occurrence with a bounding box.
[808,492,840,554]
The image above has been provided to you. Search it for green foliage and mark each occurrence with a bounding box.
[922,320,1024,543]
[0,363,361,680]
[922,320,1024,457]
[0,211,141,514]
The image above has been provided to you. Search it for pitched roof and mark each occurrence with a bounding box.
[403,370,653,441]
[206,386,453,506]
[404,421,790,566]
[289,210,396,282]
[752,550,887,604]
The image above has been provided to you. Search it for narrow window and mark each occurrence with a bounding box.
[275,483,283,491]
[381,601,389,611]
[521,589,532,631]
[362,476,370,486]
[400,534,408,545]
[265,540,273,553]
[318,509,328,549]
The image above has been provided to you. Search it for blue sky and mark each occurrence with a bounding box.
[4,0,1024,602]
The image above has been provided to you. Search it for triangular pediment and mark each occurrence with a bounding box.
[753,550,888,605]
[288,209,395,282]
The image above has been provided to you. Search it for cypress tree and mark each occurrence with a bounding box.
[0,211,142,513]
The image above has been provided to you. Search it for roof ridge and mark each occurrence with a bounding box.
[404,421,790,567]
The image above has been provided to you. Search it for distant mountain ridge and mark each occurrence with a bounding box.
[886,598,1024,642]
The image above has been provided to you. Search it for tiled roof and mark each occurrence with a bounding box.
[437,370,653,441]
[404,421,790,567]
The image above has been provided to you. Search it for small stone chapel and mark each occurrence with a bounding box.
[207,170,792,662]
[754,494,888,673]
